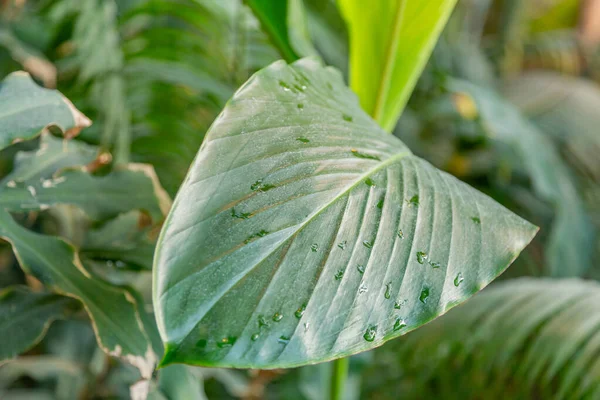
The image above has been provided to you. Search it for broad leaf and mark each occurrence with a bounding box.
[449,80,594,277]
[153,58,537,368]
[0,71,90,150]
[0,209,157,378]
[246,0,317,62]
[0,286,79,361]
[337,0,457,131]
[369,278,600,399]
[0,164,170,222]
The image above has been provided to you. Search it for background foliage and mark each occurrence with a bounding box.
[0,0,598,398]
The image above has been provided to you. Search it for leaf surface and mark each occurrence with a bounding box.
[337,0,457,131]
[0,286,79,361]
[0,210,156,378]
[153,58,537,368]
[0,72,90,150]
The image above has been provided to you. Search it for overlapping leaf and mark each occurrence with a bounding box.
[154,58,536,368]
[0,209,157,378]
[0,286,79,361]
[368,278,600,399]
[0,72,90,150]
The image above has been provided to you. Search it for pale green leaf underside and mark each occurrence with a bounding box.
[0,72,90,150]
[390,278,600,399]
[0,286,79,361]
[154,58,537,368]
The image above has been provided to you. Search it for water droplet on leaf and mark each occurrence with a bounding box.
[454,272,464,287]
[408,195,419,207]
[278,335,290,344]
[365,178,376,187]
[384,282,392,299]
[217,336,236,348]
[359,285,368,294]
[351,149,381,161]
[416,251,428,264]
[251,333,260,341]
[279,80,291,91]
[363,240,373,249]
[397,230,404,239]
[297,103,304,109]
[272,312,283,322]
[429,261,441,269]
[343,114,353,122]
[393,317,407,331]
[295,304,306,318]
[334,269,344,281]
[338,240,347,250]
[377,199,384,209]
[357,264,365,274]
[419,287,430,304]
[471,217,481,224]
[363,325,377,342]
[231,208,252,219]
[296,137,310,143]
[311,243,319,252]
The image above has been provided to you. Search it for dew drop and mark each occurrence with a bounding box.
[334,269,344,281]
[363,240,373,249]
[359,285,368,294]
[429,261,441,269]
[419,287,430,304]
[408,195,419,207]
[295,304,306,319]
[251,333,260,341]
[343,114,353,122]
[231,208,252,219]
[363,325,377,342]
[397,230,404,239]
[357,264,366,274]
[257,230,268,237]
[251,179,276,192]
[296,136,310,143]
[297,103,304,109]
[304,322,310,332]
[471,216,481,224]
[217,336,237,348]
[279,80,291,91]
[454,272,464,287]
[272,312,283,322]
[394,299,406,309]
[393,317,407,331]
[278,335,291,344]
[351,149,381,161]
[258,315,269,328]
[311,243,319,252]
[377,199,384,209]
[338,240,347,250]
[416,251,428,264]
[365,178,376,187]
[384,282,392,299]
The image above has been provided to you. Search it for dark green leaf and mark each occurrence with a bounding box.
[154,58,537,368]
[0,209,157,378]
[0,286,79,361]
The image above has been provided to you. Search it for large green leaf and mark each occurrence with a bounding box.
[0,286,79,361]
[448,79,594,277]
[0,164,170,222]
[0,72,90,150]
[153,58,537,368]
[366,278,600,399]
[337,0,457,131]
[0,209,157,378]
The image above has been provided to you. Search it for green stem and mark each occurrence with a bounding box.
[330,357,349,400]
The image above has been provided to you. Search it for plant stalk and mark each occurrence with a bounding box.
[330,357,349,400]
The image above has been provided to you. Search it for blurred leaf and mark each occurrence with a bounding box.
[0,209,157,379]
[504,72,600,182]
[370,278,600,399]
[0,71,90,150]
[338,0,457,131]
[0,286,79,362]
[449,80,595,277]
[246,0,317,62]
[153,57,536,368]
[82,211,157,270]
[0,164,170,222]
[0,132,98,186]
[157,365,206,400]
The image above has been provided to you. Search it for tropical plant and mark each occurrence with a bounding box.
[0,0,598,399]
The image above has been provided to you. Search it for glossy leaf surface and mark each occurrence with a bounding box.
[338,0,457,131]
[0,286,79,361]
[0,72,90,150]
[154,58,537,368]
